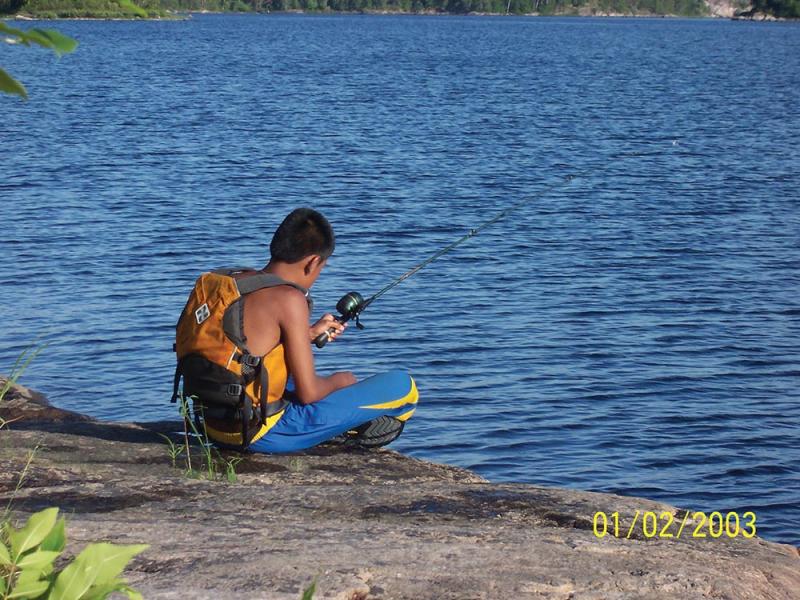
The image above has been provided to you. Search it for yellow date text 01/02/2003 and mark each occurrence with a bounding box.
[592,510,757,540]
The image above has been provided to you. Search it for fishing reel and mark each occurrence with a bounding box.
[313,291,367,349]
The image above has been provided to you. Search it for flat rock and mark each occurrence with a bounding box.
[1,379,798,599]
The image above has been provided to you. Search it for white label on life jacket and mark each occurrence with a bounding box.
[195,303,210,325]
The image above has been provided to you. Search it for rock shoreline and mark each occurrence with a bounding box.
[1,380,798,599]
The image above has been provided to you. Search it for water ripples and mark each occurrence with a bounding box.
[2,15,799,545]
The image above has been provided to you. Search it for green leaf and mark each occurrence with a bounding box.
[301,580,316,600]
[0,23,78,61]
[9,508,59,560]
[0,576,6,595]
[0,24,78,56]
[16,550,61,572]
[82,579,143,600]
[49,558,93,600]
[81,543,148,587]
[80,580,120,600]
[0,67,28,100]
[16,568,47,586]
[0,22,28,40]
[121,587,143,600]
[6,576,50,599]
[0,539,11,565]
[24,29,79,56]
[40,518,66,553]
[11,568,51,597]
[109,584,143,600]
[50,543,147,600]
[12,29,52,49]
[118,0,148,17]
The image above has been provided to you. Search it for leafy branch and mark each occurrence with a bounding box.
[0,22,77,99]
[1,508,147,600]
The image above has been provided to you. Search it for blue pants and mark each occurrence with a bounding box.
[249,370,418,454]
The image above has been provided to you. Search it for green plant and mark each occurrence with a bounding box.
[118,0,147,15]
[0,0,27,16]
[163,392,244,483]
[195,407,217,480]
[157,434,184,468]
[1,344,48,430]
[1,445,39,524]
[0,508,147,600]
[220,454,243,483]
[752,0,800,17]
[177,393,216,479]
[1,345,46,519]
[176,395,193,474]
[0,345,46,405]
[1,350,147,599]
[0,24,77,99]
[301,579,316,600]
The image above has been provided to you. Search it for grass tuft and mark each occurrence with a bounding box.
[158,392,244,483]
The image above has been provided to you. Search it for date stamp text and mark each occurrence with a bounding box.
[592,510,757,540]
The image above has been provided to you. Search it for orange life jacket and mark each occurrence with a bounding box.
[171,268,309,449]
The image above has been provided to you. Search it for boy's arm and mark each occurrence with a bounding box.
[280,289,356,405]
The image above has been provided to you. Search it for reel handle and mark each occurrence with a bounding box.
[313,316,344,349]
[313,291,366,349]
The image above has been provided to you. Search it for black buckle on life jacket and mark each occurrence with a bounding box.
[233,352,260,367]
[241,354,260,368]
[236,353,261,383]
[226,384,243,397]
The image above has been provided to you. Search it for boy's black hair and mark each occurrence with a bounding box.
[270,208,335,263]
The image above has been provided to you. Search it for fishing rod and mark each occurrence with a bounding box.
[313,147,660,348]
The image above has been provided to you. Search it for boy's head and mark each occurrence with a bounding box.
[270,208,335,264]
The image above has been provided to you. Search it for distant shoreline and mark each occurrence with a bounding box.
[6,6,793,20]
[2,11,774,20]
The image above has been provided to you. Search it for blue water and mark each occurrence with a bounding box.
[2,15,799,545]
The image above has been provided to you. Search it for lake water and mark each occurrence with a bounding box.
[2,14,798,545]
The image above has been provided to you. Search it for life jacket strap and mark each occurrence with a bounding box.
[259,364,268,425]
[170,359,183,404]
[240,391,251,450]
[232,351,271,439]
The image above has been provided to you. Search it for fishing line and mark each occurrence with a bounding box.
[314,147,662,348]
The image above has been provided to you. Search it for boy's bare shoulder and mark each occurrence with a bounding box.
[248,285,308,320]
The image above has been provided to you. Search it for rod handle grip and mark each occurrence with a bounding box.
[313,315,345,349]
[314,329,333,349]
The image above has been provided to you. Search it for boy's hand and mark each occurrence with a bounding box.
[331,371,357,388]
[309,313,347,344]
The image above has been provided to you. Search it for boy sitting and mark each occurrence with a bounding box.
[173,208,417,452]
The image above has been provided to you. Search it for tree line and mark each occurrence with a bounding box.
[3,0,151,17]
[751,0,799,16]
[3,0,711,16]
[159,0,709,14]
[2,0,796,22]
